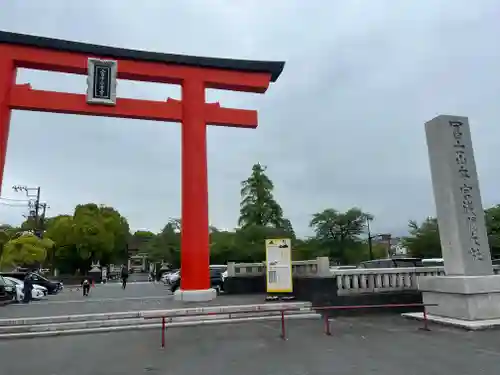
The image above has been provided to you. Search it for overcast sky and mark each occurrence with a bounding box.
[1,0,500,238]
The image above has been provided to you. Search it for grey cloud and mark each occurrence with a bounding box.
[1,0,500,239]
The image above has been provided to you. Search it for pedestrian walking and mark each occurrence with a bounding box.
[121,265,129,289]
[81,277,91,296]
[22,274,33,303]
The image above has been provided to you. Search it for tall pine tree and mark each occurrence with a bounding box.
[238,163,289,229]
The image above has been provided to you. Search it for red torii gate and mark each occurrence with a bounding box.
[0,31,284,301]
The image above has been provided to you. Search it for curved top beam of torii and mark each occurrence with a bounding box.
[0,30,285,82]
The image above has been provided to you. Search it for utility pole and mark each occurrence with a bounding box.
[12,185,46,238]
[37,202,48,238]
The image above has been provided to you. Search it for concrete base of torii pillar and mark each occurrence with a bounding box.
[174,288,217,302]
[403,115,500,329]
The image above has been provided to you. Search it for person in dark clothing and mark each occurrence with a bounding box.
[22,274,33,303]
[81,277,91,296]
[121,266,128,289]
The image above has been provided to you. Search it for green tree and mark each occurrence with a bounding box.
[99,205,130,264]
[0,224,19,261]
[132,230,156,242]
[232,225,294,262]
[310,208,372,264]
[146,219,181,266]
[44,204,131,273]
[0,234,53,269]
[278,218,295,239]
[292,237,323,260]
[402,217,441,259]
[485,205,500,259]
[210,228,238,264]
[238,163,286,228]
[44,215,77,273]
[72,204,114,265]
[344,241,388,265]
[405,207,500,260]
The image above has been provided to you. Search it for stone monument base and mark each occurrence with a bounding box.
[402,311,500,330]
[403,275,500,329]
[174,288,217,302]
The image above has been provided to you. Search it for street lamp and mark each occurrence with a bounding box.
[366,217,374,261]
[366,217,393,260]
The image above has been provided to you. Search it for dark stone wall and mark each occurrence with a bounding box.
[223,276,265,294]
[223,276,423,315]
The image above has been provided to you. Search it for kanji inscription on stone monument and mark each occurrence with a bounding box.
[425,115,493,276]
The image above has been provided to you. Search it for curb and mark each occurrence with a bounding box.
[0,301,312,326]
[0,313,321,340]
[0,310,312,334]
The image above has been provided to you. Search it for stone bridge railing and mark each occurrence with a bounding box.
[333,267,444,295]
[227,257,331,278]
[227,258,500,295]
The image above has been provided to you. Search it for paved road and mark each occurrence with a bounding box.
[1,315,499,375]
[0,282,267,319]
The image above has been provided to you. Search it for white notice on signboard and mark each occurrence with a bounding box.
[265,238,293,293]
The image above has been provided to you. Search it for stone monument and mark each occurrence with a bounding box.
[410,115,500,328]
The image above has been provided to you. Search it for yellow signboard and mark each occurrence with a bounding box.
[265,238,293,293]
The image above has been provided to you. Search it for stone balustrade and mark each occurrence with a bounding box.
[227,258,500,295]
[332,267,444,295]
[227,257,331,278]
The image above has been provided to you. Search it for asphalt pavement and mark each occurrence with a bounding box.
[0,282,175,318]
[0,315,499,375]
[1,282,499,374]
[0,281,267,319]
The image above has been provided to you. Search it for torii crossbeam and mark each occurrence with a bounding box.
[0,31,284,301]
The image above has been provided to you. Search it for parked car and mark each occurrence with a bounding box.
[5,276,48,295]
[3,277,46,302]
[209,265,226,293]
[358,257,423,269]
[0,272,63,295]
[170,266,226,294]
[422,258,444,267]
[0,275,16,302]
[208,265,227,291]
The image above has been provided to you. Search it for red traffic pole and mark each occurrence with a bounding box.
[161,317,166,348]
[422,306,430,331]
[280,310,286,340]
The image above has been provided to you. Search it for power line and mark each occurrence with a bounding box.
[0,197,30,202]
[12,185,47,238]
[0,202,29,207]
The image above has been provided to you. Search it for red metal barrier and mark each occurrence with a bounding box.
[314,303,438,335]
[150,302,437,348]
[161,317,166,348]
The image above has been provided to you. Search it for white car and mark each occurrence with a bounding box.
[4,277,46,302]
[162,270,180,285]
